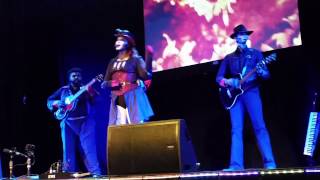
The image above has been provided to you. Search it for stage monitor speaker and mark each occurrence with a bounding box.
[107,119,198,175]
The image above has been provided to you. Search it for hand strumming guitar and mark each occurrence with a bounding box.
[220,78,240,88]
[52,100,66,109]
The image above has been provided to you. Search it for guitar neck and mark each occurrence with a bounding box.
[240,67,257,85]
[239,53,276,85]
[69,79,96,102]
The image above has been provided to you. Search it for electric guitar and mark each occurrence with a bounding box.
[219,53,277,110]
[54,74,103,120]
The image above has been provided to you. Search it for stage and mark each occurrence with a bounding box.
[2,0,320,179]
[20,167,320,179]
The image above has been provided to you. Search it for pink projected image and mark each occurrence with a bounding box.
[144,0,301,72]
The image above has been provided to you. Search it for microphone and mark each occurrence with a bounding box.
[3,148,28,158]
[25,144,36,157]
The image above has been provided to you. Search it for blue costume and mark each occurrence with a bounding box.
[216,24,276,170]
[47,70,101,175]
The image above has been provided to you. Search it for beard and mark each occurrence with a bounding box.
[237,38,247,45]
[236,39,248,49]
[70,79,81,87]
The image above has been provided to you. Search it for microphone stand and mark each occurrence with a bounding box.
[26,156,31,177]
[25,144,35,177]
[9,154,14,179]
[4,148,31,179]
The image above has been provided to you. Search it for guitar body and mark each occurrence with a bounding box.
[219,74,244,110]
[219,86,244,110]
[54,99,78,120]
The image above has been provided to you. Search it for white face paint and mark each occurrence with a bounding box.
[115,37,129,51]
[235,33,249,49]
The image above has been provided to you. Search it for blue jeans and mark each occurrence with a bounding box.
[229,87,276,169]
[60,117,101,174]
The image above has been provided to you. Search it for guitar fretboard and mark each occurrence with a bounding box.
[67,79,97,103]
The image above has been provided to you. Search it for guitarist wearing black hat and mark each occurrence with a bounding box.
[216,24,276,171]
[47,67,101,176]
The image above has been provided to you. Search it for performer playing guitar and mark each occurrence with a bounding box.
[216,24,277,171]
[46,67,102,175]
[219,53,277,109]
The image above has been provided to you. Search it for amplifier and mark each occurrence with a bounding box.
[107,119,198,175]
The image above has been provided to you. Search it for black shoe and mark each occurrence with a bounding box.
[264,162,276,170]
[264,165,276,170]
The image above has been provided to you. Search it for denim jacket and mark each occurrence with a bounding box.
[216,47,270,89]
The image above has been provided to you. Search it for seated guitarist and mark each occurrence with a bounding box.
[216,24,276,171]
[101,28,154,125]
[47,67,101,176]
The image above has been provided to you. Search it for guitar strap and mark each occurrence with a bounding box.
[241,51,260,91]
[240,50,255,77]
[241,66,247,77]
[240,53,249,77]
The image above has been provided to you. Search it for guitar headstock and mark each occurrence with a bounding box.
[256,53,277,70]
[263,53,277,64]
[95,74,104,82]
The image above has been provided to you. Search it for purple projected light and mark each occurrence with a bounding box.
[144,0,301,72]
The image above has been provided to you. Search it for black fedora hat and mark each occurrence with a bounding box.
[230,24,253,39]
[114,28,136,47]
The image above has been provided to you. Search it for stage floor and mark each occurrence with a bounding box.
[32,167,320,180]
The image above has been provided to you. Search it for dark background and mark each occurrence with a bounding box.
[0,0,320,177]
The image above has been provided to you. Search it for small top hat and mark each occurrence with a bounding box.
[230,24,253,39]
[114,28,136,47]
